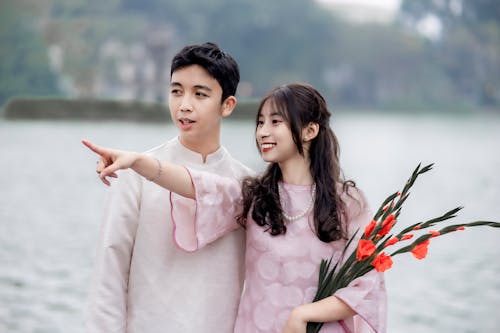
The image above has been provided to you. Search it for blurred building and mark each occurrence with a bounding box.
[315,0,400,24]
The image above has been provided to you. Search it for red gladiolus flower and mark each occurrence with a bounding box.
[364,220,377,238]
[401,234,413,240]
[383,214,395,225]
[411,239,430,259]
[384,237,398,248]
[455,226,465,231]
[429,230,440,237]
[377,214,396,237]
[372,253,393,272]
[413,225,421,230]
[356,239,376,261]
[378,222,395,237]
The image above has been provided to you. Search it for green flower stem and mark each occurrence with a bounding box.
[396,207,463,236]
[373,192,399,221]
[306,163,499,333]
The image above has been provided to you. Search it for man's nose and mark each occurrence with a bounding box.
[179,96,193,112]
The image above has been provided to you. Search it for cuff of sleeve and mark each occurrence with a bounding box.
[171,167,199,252]
[334,271,386,333]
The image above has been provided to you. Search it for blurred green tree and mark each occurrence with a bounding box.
[400,0,500,107]
[2,0,497,111]
[117,0,340,97]
[0,0,61,106]
[401,0,499,32]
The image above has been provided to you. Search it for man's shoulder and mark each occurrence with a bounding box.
[219,147,255,179]
[143,138,176,159]
[229,158,255,176]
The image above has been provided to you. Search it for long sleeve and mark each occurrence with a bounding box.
[333,187,387,333]
[334,271,386,333]
[171,167,243,252]
[86,169,142,333]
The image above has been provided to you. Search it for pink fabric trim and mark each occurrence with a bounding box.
[170,167,199,253]
[335,294,378,333]
[339,319,352,333]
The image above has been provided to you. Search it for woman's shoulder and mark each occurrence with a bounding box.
[337,181,370,220]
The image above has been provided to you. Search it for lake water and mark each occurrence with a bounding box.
[1,113,499,332]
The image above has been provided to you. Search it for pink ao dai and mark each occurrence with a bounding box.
[171,168,387,333]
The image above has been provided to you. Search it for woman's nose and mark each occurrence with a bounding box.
[257,124,269,138]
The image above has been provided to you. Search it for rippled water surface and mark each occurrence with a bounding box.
[1,113,499,332]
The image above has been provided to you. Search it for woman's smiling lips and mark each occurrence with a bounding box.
[260,143,276,152]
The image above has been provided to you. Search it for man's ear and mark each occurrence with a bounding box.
[302,122,319,142]
[221,96,237,118]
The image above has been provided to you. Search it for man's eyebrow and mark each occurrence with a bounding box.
[169,82,212,92]
[193,84,212,92]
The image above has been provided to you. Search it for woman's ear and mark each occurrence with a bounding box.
[302,122,319,142]
[221,96,237,118]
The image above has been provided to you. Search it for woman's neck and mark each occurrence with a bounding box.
[279,155,313,185]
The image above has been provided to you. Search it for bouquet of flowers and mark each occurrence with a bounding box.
[306,164,500,333]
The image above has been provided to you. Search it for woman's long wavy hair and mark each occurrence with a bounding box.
[236,83,354,242]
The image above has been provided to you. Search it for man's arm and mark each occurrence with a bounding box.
[82,139,194,199]
[86,169,141,332]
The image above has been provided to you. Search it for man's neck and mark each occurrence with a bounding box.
[178,136,221,163]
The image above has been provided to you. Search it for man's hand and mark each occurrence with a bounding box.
[82,139,140,186]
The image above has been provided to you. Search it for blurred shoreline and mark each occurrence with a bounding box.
[2,97,498,122]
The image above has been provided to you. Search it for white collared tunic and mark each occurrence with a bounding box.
[86,137,252,333]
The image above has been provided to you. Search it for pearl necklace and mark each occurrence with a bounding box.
[278,183,316,222]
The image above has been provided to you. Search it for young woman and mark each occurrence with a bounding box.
[83,83,386,333]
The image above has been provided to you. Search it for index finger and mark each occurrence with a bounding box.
[82,139,106,156]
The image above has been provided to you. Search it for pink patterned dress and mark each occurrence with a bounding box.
[171,168,387,333]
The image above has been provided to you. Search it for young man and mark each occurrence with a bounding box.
[86,42,253,333]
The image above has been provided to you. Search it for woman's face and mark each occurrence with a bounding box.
[255,100,301,164]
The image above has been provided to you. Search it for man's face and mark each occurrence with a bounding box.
[169,64,224,150]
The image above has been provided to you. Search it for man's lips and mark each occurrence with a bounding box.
[179,118,195,125]
[178,118,195,130]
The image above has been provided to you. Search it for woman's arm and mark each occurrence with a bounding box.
[82,139,195,199]
[283,295,355,333]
